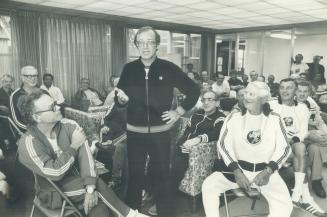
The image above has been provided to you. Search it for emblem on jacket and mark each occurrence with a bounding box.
[283,117,293,126]
[247,130,261,145]
[159,76,163,80]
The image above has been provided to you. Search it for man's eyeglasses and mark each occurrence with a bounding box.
[201,98,216,103]
[23,74,38,79]
[34,102,60,114]
[136,40,156,48]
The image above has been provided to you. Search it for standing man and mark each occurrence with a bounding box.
[115,26,200,217]
[40,73,65,105]
[290,54,308,79]
[249,70,258,82]
[307,55,326,83]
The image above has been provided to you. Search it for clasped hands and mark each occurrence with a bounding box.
[233,168,272,191]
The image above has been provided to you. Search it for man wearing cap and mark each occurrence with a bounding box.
[307,55,326,83]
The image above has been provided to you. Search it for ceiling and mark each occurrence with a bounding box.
[6,0,327,30]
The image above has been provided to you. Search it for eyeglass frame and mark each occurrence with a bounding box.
[136,40,157,48]
[22,74,38,79]
[201,97,216,103]
[34,101,60,114]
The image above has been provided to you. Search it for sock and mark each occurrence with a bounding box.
[292,172,305,202]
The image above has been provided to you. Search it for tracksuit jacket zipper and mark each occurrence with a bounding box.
[145,67,150,133]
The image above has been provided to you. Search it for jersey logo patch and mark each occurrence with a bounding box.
[247,130,261,145]
[283,117,293,127]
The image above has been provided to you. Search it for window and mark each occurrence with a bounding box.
[0,15,12,77]
[127,28,201,73]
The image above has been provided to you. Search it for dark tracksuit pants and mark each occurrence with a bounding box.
[126,130,173,217]
[171,144,189,193]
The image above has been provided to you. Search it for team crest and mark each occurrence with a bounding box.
[247,130,261,145]
[283,117,293,127]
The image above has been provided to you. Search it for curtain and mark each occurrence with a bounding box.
[9,10,112,105]
[200,32,215,79]
[111,24,126,77]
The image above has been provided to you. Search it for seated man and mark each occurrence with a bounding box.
[296,81,327,198]
[74,78,105,111]
[17,90,148,217]
[96,101,127,190]
[211,73,230,98]
[10,65,41,133]
[0,74,15,148]
[202,81,293,217]
[270,78,326,216]
[40,73,65,105]
[171,90,225,192]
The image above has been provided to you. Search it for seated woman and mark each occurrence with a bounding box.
[202,81,293,217]
[74,78,105,111]
[171,90,225,192]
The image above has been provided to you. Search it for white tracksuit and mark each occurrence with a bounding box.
[202,111,292,217]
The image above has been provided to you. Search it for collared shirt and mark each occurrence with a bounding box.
[40,85,65,104]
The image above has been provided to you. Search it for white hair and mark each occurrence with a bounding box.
[247,81,271,103]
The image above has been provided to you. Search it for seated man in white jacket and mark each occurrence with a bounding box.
[202,81,292,217]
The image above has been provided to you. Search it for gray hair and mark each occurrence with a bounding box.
[247,81,271,103]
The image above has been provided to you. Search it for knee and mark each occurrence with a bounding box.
[202,173,220,195]
[293,142,306,158]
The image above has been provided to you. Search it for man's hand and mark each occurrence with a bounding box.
[253,169,271,186]
[233,169,251,191]
[100,126,110,135]
[180,137,201,154]
[115,88,129,105]
[71,127,86,150]
[0,148,4,160]
[84,191,98,215]
[308,130,327,143]
[161,110,181,124]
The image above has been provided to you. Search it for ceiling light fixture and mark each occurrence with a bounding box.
[270,32,296,40]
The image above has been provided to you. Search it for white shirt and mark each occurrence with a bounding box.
[48,137,63,157]
[269,100,310,141]
[41,85,65,104]
[212,82,230,97]
[290,63,309,79]
[84,89,103,106]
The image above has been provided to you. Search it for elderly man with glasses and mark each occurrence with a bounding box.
[17,90,149,217]
[115,26,200,217]
[171,90,225,192]
[10,65,42,133]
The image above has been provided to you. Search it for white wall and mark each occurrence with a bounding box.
[263,37,292,82]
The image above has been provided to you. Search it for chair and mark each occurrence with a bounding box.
[215,159,269,217]
[30,174,85,217]
[172,117,219,212]
[223,188,268,217]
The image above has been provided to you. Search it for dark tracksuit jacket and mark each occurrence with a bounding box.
[116,57,200,215]
[172,108,225,190]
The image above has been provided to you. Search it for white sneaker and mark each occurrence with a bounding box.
[293,200,327,217]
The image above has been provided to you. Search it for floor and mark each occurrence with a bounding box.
[1,168,327,217]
